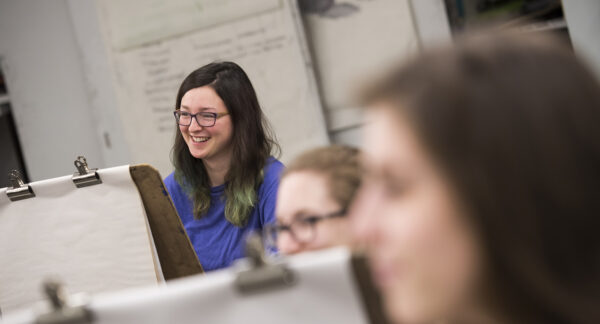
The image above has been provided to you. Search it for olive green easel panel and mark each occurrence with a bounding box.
[130,164,204,279]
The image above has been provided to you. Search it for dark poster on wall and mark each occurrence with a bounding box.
[0,68,29,188]
[444,0,572,47]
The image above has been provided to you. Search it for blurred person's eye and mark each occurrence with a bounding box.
[361,167,379,185]
[381,176,409,198]
[299,216,320,225]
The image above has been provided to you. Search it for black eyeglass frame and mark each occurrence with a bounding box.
[173,110,229,127]
[264,208,347,246]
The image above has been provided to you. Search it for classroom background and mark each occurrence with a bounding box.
[1,0,599,185]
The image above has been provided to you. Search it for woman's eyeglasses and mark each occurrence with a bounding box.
[173,110,229,127]
[263,209,346,248]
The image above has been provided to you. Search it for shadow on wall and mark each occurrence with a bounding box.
[0,66,29,188]
[298,0,366,19]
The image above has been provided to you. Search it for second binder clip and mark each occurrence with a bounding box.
[72,156,102,188]
[35,280,93,324]
[6,170,35,201]
[234,233,296,295]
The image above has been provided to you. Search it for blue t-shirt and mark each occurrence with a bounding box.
[164,157,284,271]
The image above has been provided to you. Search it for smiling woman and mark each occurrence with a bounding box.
[163,62,283,272]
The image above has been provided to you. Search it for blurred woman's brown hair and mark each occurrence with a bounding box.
[362,32,600,323]
[282,145,362,210]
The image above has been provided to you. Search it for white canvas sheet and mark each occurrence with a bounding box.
[0,166,160,314]
[1,248,369,324]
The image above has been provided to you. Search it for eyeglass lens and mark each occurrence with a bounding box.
[175,111,216,127]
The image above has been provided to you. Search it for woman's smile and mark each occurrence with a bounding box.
[190,136,210,143]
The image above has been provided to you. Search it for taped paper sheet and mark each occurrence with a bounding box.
[0,166,160,314]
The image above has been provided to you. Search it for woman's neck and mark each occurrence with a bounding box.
[451,311,504,324]
[202,154,231,187]
[448,298,509,324]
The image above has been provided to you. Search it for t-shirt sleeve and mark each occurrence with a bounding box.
[259,159,285,226]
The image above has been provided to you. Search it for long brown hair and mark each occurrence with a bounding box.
[172,62,279,227]
[362,32,600,323]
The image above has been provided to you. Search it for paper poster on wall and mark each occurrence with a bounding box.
[300,0,419,127]
[100,0,281,50]
[96,0,329,176]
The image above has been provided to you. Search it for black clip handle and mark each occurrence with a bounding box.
[234,232,296,295]
[35,280,94,324]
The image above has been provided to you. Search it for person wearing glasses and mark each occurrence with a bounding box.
[266,145,361,255]
[164,61,283,271]
[351,32,600,324]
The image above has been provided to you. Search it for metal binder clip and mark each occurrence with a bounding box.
[72,156,102,188]
[35,280,93,324]
[6,170,35,201]
[234,233,296,295]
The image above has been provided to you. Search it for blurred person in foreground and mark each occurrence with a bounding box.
[351,32,600,324]
[266,145,361,254]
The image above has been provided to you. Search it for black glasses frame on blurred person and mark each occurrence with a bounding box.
[264,209,347,248]
[173,110,229,127]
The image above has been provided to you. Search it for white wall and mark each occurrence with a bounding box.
[410,0,452,49]
[6,0,595,182]
[66,0,131,170]
[0,0,452,181]
[562,0,600,79]
[328,0,452,147]
[0,0,104,181]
